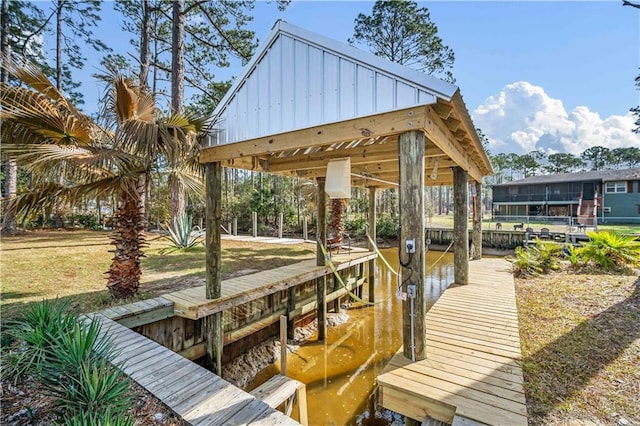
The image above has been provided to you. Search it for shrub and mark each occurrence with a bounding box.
[345,215,367,237]
[3,301,132,423]
[376,214,399,238]
[509,246,543,277]
[3,299,77,381]
[579,231,640,270]
[508,239,562,277]
[161,213,204,253]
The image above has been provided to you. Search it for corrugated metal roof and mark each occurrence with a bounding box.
[493,168,640,186]
[210,20,459,146]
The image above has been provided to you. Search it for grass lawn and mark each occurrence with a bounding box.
[0,230,314,320]
[516,268,639,425]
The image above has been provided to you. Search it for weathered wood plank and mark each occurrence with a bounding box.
[93,314,299,425]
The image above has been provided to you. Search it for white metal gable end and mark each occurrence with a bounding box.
[211,21,458,146]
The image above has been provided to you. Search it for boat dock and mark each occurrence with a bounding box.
[377,257,527,425]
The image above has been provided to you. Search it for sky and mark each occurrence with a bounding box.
[67,1,640,155]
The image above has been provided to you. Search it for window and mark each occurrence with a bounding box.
[605,181,627,194]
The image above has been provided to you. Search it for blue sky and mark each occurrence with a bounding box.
[69,1,639,154]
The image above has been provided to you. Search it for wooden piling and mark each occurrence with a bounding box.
[287,287,295,339]
[472,180,483,260]
[303,216,308,241]
[232,217,237,236]
[204,161,223,375]
[280,315,287,376]
[316,178,327,341]
[252,211,257,237]
[278,212,284,238]
[398,131,426,361]
[368,186,377,303]
[453,166,469,285]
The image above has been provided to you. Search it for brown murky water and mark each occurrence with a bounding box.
[254,248,455,426]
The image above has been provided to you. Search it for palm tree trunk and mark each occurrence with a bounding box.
[169,174,186,223]
[106,184,146,299]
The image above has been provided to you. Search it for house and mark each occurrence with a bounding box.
[492,168,640,225]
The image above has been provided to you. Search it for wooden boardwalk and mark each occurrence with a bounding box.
[164,249,377,320]
[377,258,527,426]
[90,313,300,425]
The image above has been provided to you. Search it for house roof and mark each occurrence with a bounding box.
[200,20,492,186]
[493,168,640,187]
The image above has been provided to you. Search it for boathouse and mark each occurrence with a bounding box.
[198,20,498,423]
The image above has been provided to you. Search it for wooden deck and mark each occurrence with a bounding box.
[377,258,527,426]
[164,249,377,320]
[89,313,300,425]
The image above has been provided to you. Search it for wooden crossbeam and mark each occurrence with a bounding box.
[199,106,428,163]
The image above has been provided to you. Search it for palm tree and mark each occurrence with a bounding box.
[0,56,203,299]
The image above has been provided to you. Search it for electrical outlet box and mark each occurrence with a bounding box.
[405,239,416,254]
[407,284,416,298]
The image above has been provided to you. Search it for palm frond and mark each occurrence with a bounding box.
[2,54,68,106]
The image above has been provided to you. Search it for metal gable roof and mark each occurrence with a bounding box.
[210,20,460,145]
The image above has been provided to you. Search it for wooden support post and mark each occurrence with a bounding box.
[316,178,327,267]
[303,216,308,241]
[317,276,326,341]
[453,167,469,285]
[280,315,287,376]
[252,211,258,237]
[204,162,223,375]
[287,287,295,339]
[232,217,237,236]
[398,131,426,361]
[472,180,482,260]
[228,222,232,235]
[316,178,327,341]
[368,186,377,303]
[278,212,284,238]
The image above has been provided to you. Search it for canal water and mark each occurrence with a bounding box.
[254,248,455,425]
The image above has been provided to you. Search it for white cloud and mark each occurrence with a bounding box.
[472,81,639,155]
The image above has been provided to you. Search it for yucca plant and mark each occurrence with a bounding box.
[51,360,132,420]
[160,213,204,254]
[0,56,204,299]
[63,408,134,426]
[580,231,640,270]
[2,299,77,381]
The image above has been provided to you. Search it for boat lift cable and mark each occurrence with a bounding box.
[317,239,375,306]
[317,236,456,308]
[364,228,399,277]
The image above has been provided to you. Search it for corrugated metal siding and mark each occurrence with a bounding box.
[214,34,437,145]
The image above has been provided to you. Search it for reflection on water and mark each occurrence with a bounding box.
[257,248,454,426]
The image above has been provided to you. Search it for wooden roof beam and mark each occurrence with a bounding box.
[423,107,485,182]
[432,101,453,120]
[199,105,428,163]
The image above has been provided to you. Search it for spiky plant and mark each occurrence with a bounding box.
[580,230,640,270]
[0,56,204,299]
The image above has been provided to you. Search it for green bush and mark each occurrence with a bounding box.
[345,215,367,237]
[74,214,101,230]
[508,239,562,277]
[3,301,132,422]
[376,214,399,238]
[63,408,134,426]
[3,299,77,380]
[509,246,543,277]
[579,231,640,270]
